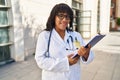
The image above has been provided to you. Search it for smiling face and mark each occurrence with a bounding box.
[46,3,73,31]
[55,12,70,31]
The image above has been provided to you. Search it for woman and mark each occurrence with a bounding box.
[35,3,94,80]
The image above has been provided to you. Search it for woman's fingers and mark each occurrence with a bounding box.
[67,54,74,58]
[67,54,80,66]
[78,45,91,56]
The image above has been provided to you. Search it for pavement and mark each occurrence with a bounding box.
[0,32,120,80]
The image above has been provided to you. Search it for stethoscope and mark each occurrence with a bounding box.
[45,29,80,57]
[66,35,79,51]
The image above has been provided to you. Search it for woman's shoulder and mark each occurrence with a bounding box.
[38,30,50,38]
[70,31,82,36]
[40,30,50,34]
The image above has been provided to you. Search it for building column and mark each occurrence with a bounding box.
[11,0,25,61]
[99,0,111,34]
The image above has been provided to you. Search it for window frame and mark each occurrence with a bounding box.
[0,0,13,50]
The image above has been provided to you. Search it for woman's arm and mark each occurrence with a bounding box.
[75,32,94,64]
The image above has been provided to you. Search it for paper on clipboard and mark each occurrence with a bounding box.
[72,34,106,58]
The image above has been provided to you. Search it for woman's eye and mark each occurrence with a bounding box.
[59,15,64,18]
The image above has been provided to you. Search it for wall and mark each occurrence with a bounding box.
[10,0,73,61]
[116,0,120,17]
[83,0,111,36]
[19,0,70,59]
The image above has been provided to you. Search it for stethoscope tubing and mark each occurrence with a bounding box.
[66,35,78,51]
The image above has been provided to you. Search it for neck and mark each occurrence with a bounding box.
[55,28,65,39]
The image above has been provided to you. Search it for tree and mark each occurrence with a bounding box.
[116,17,120,26]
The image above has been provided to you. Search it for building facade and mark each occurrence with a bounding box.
[0,0,114,65]
[110,0,120,31]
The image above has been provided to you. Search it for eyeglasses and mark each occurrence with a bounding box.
[57,14,70,20]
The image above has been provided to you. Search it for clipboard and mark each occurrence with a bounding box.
[72,34,106,58]
[84,34,106,48]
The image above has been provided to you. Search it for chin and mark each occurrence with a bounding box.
[61,27,66,31]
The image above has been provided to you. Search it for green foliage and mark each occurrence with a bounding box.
[116,18,120,26]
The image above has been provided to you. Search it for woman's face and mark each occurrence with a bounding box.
[55,12,70,31]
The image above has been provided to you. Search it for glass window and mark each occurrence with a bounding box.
[0,0,5,5]
[72,0,82,31]
[72,1,77,8]
[0,9,8,25]
[0,46,10,62]
[0,28,9,43]
[0,0,12,63]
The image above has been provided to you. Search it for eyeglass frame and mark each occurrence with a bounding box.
[56,13,71,20]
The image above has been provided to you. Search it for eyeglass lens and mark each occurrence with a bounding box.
[57,13,70,20]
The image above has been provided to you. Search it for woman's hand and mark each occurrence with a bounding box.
[67,54,80,66]
[77,44,91,61]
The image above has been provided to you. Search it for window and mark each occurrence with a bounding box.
[0,9,8,25]
[0,0,5,5]
[78,10,92,38]
[72,0,82,31]
[0,0,13,64]
[72,0,92,38]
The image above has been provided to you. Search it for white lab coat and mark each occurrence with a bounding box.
[35,28,94,80]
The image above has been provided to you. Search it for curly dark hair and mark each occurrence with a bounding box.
[46,3,73,31]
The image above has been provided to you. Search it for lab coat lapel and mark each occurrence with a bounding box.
[52,29,65,45]
[64,30,71,43]
[52,29,71,46]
